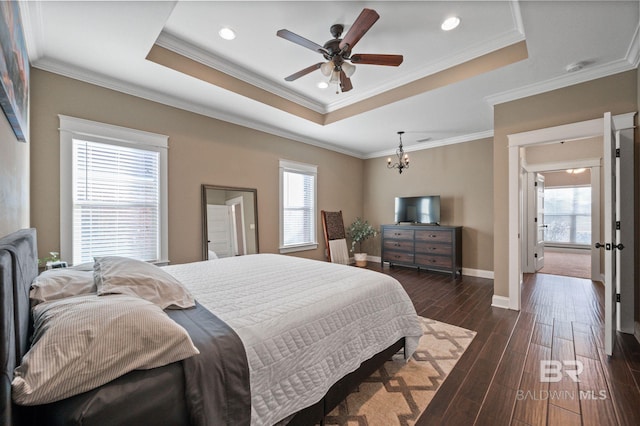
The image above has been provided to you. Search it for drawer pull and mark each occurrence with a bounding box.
[395,243,400,246]
[429,234,437,238]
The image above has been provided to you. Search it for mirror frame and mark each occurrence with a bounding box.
[201,184,259,260]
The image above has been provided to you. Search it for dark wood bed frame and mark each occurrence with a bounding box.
[0,228,403,426]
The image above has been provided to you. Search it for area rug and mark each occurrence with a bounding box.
[323,317,476,426]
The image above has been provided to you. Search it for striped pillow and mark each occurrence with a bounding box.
[12,294,200,405]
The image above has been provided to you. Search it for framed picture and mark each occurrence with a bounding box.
[0,2,29,142]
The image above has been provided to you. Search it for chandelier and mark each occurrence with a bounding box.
[387,131,409,174]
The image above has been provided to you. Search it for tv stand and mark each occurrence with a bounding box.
[381,224,462,278]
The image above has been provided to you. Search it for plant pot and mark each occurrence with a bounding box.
[354,253,368,267]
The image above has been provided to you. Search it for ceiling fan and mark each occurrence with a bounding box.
[276,8,403,93]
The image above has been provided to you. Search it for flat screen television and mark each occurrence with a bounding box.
[394,195,441,225]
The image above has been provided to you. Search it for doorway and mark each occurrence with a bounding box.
[522,159,600,280]
[506,112,636,344]
[538,171,592,279]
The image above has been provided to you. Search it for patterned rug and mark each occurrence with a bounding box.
[324,317,476,426]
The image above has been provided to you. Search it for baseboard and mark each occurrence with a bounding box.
[367,255,381,263]
[462,268,494,279]
[635,322,640,345]
[544,246,591,254]
[491,295,510,310]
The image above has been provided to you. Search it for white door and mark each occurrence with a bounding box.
[534,173,545,271]
[601,112,617,356]
[207,205,233,258]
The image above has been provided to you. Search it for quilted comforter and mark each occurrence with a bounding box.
[164,254,422,426]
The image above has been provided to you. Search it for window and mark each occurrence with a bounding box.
[279,160,317,253]
[544,186,591,245]
[60,116,168,265]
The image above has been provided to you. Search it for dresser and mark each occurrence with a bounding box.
[381,224,462,278]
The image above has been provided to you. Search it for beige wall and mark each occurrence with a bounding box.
[0,110,29,236]
[540,169,591,187]
[363,138,494,272]
[524,136,602,166]
[30,69,363,264]
[493,69,638,298]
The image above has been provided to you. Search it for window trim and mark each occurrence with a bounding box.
[278,159,318,253]
[59,115,169,265]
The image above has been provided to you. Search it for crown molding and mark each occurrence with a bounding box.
[627,22,640,67]
[364,129,494,160]
[32,58,364,159]
[484,58,636,107]
[34,56,495,161]
[155,31,326,114]
[18,0,44,62]
[510,0,526,36]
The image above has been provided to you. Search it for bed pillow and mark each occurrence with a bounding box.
[12,294,200,405]
[94,256,195,309]
[30,269,96,306]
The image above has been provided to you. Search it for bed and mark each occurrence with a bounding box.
[1,228,422,426]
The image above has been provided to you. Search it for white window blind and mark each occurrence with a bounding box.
[544,186,591,245]
[279,160,317,253]
[59,115,169,265]
[72,139,160,264]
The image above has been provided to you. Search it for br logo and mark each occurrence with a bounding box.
[539,360,583,382]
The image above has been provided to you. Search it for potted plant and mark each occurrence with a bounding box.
[347,217,378,267]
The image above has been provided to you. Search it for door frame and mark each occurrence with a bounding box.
[521,159,601,279]
[225,196,247,256]
[506,112,636,311]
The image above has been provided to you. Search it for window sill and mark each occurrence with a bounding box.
[279,243,318,254]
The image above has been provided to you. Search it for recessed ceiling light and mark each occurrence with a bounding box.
[218,27,236,40]
[441,16,460,31]
[317,81,329,89]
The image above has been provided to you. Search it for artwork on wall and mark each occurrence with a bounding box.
[0,2,29,142]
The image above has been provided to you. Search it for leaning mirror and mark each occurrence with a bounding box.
[202,185,259,260]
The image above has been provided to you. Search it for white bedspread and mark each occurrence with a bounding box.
[164,254,422,426]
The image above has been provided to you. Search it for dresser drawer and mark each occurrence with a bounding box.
[383,251,414,264]
[415,242,452,256]
[415,229,452,243]
[384,239,413,251]
[415,254,453,269]
[383,228,414,240]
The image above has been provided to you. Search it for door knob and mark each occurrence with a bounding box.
[614,243,624,250]
[595,242,604,249]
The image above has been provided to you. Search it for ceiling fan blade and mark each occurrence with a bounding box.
[284,63,323,81]
[350,54,403,66]
[339,8,380,51]
[339,70,353,92]
[277,29,328,54]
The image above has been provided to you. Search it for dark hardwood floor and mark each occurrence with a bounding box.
[366,264,640,426]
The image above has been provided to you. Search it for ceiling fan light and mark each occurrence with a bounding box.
[320,61,334,77]
[342,62,356,78]
[317,81,329,89]
[329,70,340,84]
[441,16,460,31]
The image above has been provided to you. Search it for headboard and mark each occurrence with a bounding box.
[0,229,38,426]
